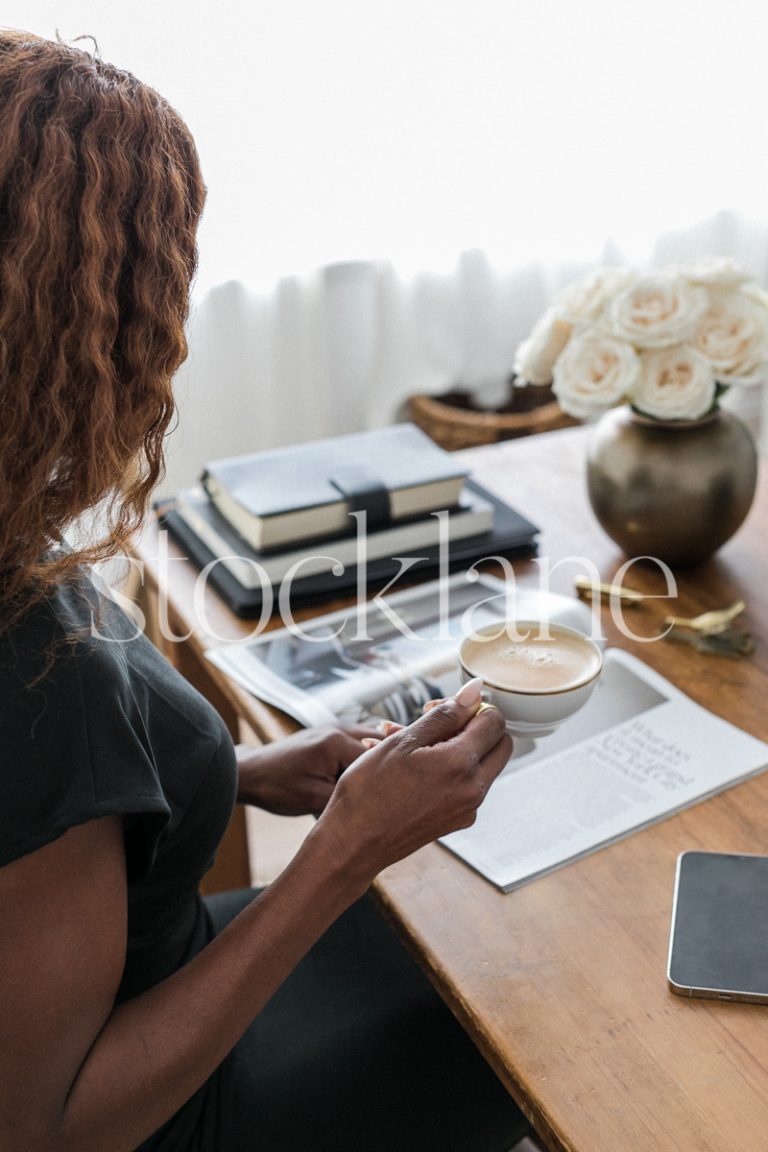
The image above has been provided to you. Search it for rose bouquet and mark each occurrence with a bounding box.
[514,259,768,421]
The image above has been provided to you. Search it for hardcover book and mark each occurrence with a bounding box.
[201,423,468,551]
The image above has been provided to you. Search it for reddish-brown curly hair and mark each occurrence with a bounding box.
[0,30,205,626]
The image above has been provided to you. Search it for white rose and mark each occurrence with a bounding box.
[552,328,640,418]
[633,346,716,421]
[554,268,635,323]
[679,257,752,290]
[608,275,707,348]
[514,308,573,385]
[743,283,768,310]
[691,289,768,385]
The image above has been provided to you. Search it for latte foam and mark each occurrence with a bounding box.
[460,622,601,694]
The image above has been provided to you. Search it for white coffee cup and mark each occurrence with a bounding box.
[458,619,603,738]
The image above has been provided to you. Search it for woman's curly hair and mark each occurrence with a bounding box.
[0,30,205,627]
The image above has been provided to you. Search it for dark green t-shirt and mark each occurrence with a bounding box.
[0,571,237,1002]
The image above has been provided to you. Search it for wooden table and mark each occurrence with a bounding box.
[132,426,768,1152]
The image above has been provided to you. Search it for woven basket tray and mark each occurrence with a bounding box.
[407,389,579,452]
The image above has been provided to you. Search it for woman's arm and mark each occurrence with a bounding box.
[0,690,510,1152]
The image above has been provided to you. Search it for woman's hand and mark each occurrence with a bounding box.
[314,680,511,885]
[235,723,383,816]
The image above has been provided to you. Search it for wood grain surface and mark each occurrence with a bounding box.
[133,426,768,1152]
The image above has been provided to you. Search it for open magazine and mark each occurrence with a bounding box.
[206,574,768,892]
[441,648,768,890]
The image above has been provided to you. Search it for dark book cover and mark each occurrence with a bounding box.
[201,423,467,519]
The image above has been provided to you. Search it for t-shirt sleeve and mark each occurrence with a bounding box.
[0,608,170,874]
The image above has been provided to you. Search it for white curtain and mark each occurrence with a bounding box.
[8,1,768,493]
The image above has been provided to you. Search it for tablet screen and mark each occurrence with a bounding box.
[668,851,768,1000]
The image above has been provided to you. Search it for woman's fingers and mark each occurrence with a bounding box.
[476,728,514,792]
[321,687,509,873]
[457,708,509,770]
[343,721,405,752]
[344,723,390,741]
[343,721,404,745]
[414,700,506,763]
[380,721,404,736]
[400,680,485,751]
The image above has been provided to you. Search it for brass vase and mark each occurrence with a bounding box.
[586,405,758,567]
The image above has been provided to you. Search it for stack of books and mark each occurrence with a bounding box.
[160,423,539,616]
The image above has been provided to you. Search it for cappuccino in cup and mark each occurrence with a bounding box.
[458,620,603,737]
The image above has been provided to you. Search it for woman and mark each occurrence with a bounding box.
[0,31,530,1152]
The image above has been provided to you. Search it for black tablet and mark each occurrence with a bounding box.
[668,851,768,1004]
